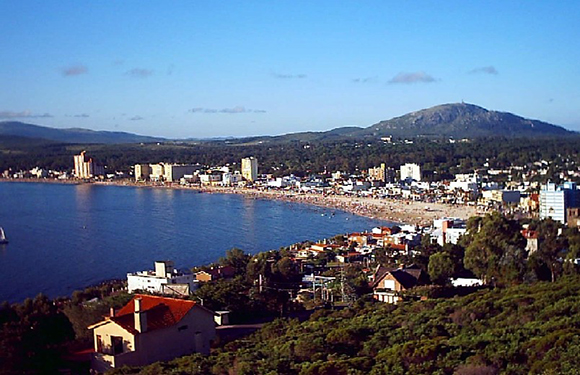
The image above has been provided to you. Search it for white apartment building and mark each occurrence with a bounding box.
[241,157,258,182]
[134,164,151,181]
[400,163,421,182]
[127,261,196,295]
[74,151,104,179]
[540,182,579,224]
[149,164,165,181]
[164,164,199,182]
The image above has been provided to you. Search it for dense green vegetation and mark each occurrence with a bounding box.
[110,275,580,375]
[1,213,579,374]
[0,282,130,374]
[2,137,580,183]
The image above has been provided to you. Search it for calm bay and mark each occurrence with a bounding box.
[0,181,388,303]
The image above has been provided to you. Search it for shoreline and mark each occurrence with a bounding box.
[1,178,477,226]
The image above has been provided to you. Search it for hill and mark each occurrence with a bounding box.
[0,121,165,144]
[355,102,573,139]
[224,103,574,145]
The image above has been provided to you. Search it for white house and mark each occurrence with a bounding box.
[400,163,421,182]
[88,295,216,372]
[127,261,196,296]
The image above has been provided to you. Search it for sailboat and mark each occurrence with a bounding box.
[0,227,8,244]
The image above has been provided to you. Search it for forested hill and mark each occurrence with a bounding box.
[0,121,165,144]
[356,103,572,138]
[110,276,580,375]
[227,103,574,144]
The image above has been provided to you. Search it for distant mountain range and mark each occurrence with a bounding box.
[0,103,575,145]
[0,121,165,144]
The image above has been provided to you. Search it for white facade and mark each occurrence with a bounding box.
[74,151,104,179]
[241,157,258,182]
[449,174,479,193]
[199,173,223,185]
[539,182,579,224]
[164,164,199,182]
[134,164,151,181]
[127,261,195,295]
[400,163,421,181]
[222,172,243,186]
[149,164,165,181]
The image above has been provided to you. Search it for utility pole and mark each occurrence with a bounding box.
[340,266,346,303]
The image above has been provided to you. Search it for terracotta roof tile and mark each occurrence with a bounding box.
[112,295,196,335]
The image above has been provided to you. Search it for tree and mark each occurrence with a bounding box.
[563,227,580,275]
[463,212,525,285]
[428,252,454,286]
[530,218,567,282]
[219,248,250,276]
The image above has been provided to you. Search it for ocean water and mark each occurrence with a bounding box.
[0,182,389,303]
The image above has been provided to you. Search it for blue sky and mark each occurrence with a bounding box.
[1,1,579,138]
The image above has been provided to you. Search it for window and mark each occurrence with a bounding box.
[96,335,103,353]
[112,336,124,355]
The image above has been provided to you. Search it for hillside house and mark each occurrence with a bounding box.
[194,265,236,282]
[88,295,216,372]
[372,264,427,304]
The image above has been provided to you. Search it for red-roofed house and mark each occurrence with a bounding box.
[88,295,216,372]
[371,264,427,304]
[521,229,538,254]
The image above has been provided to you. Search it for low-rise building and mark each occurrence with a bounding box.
[567,208,580,228]
[88,295,216,372]
[194,265,236,282]
[127,261,195,296]
[481,189,521,205]
[372,264,426,304]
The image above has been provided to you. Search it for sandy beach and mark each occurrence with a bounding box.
[116,182,478,226]
[193,186,478,226]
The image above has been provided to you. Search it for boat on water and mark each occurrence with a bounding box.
[0,227,8,244]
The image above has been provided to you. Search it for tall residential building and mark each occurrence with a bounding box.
[73,151,104,179]
[149,163,165,181]
[400,163,421,182]
[241,157,258,182]
[368,163,386,182]
[134,164,151,181]
[540,182,580,224]
[163,164,199,182]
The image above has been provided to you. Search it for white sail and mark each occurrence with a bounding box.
[0,227,7,243]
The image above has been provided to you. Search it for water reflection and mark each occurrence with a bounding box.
[0,182,388,302]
